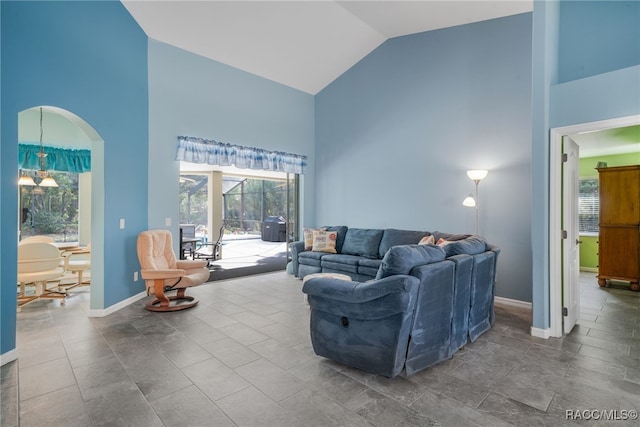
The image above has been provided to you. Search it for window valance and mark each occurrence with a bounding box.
[18,143,91,173]
[176,136,307,175]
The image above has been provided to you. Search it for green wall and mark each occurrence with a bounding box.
[579,151,640,177]
[579,151,639,270]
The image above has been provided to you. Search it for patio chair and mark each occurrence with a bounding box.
[194,226,224,267]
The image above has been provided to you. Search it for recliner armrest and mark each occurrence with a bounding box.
[176,259,208,269]
[303,275,419,304]
[141,268,185,280]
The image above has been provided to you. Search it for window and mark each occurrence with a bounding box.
[578,178,599,233]
[20,171,79,242]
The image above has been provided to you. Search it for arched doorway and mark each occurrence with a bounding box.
[17,106,104,311]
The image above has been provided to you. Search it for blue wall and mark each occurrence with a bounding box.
[1,1,148,356]
[315,13,533,302]
[558,0,640,83]
[147,40,315,234]
[531,0,640,331]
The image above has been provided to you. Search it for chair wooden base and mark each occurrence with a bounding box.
[17,281,66,312]
[145,280,198,312]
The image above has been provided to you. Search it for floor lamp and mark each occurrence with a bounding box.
[462,170,488,235]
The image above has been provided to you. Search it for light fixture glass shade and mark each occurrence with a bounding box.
[18,174,37,186]
[466,170,488,181]
[39,175,59,187]
[462,195,476,207]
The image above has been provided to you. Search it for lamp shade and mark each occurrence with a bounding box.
[462,195,476,207]
[466,170,488,181]
[18,174,37,186]
[39,175,59,187]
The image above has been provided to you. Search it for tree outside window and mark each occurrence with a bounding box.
[20,171,79,242]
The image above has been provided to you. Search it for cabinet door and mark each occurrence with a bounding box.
[598,168,640,224]
[599,226,640,280]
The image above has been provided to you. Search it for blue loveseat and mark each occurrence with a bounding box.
[295,227,499,378]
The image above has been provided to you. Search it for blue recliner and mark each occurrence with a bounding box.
[303,275,420,378]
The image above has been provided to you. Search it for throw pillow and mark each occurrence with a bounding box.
[418,235,435,245]
[303,227,325,250]
[312,229,338,253]
[436,238,452,247]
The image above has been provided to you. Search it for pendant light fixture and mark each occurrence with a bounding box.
[36,107,58,187]
[18,107,58,188]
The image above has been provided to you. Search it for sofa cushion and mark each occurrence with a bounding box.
[321,260,359,274]
[443,236,488,257]
[320,254,360,274]
[320,254,361,266]
[322,226,348,253]
[376,244,446,279]
[358,265,380,277]
[378,229,431,258]
[299,251,327,267]
[342,228,384,259]
[358,258,382,269]
[312,229,338,253]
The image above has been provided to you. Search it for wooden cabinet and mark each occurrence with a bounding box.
[596,165,640,291]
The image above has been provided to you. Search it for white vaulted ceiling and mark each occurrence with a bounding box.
[122,0,533,95]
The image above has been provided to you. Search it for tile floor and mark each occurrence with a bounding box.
[1,271,638,426]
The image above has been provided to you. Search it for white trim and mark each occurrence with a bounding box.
[87,290,147,317]
[549,114,640,338]
[494,296,531,310]
[580,267,598,273]
[530,327,552,339]
[549,132,563,338]
[0,349,18,366]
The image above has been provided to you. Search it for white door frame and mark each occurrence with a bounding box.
[549,114,640,337]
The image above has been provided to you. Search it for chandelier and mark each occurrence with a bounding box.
[18,107,58,188]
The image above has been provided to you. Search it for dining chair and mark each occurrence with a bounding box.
[17,242,66,311]
[60,244,91,291]
[19,235,55,244]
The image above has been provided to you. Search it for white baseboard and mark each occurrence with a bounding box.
[493,297,551,339]
[530,327,552,339]
[0,349,18,366]
[494,296,532,310]
[88,291,147,317]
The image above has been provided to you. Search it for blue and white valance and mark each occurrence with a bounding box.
[176,136,307,175]
[18,143,91,173]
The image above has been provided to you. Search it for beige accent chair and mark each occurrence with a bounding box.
[17,242,66,311]
[137,229,209,312]
[60,244,91,291]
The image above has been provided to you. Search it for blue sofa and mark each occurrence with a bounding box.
[297,227,500,378]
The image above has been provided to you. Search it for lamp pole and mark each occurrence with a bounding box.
[465,170,487,235]
[473,179,480,235]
